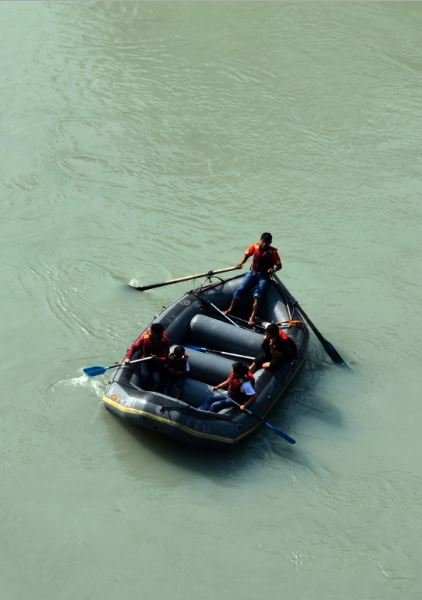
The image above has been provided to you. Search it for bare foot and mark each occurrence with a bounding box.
[247,317,255,326]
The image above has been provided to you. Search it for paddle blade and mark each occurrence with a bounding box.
[83,365,109,377]
[185,345,206,353]
[264,421,296,444]
[296,304,350,368]
[320,338,348,366]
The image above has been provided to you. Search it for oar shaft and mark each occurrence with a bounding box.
[128,356,153,365]
[231,401,296,444]
[186,345,254,360]
[132,266,239,292]
[219,350,254,360]
[273,275,348,367]
[108,356,153,370]
[83,356,152,377]
[207,300,239,328]
[194,293,240,328]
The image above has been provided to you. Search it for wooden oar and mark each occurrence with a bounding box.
[129,266,239,292]
[83,357,152,377]
[273,275,349,368]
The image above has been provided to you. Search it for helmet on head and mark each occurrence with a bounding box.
[150,323,164,335]
[265,323,279,337]
[260,232,272,244]
[232,362,248,377]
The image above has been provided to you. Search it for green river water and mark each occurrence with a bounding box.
[1,2,421,599]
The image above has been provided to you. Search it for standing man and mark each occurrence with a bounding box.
[225,232,282,325]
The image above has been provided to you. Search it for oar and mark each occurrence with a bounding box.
[231,401,296,444]
[273,275,349,368]
[129,266,239,292]
[232,315,303,330]
[229,315,266,330]
[194,292,240,328]
[186,345,254,361]
[83,356,152,377]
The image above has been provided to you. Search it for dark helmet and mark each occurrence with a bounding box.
[173,345,185,357]
[232,362,248,377]
[265,323,279,337]
[260,232,272,244]
[150,322,164,335]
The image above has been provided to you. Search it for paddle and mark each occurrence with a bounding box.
[230,400,296,444]
[129,266,239,292]
[186,345,254,361]
[273,275,349,368]
[83,356,152,378]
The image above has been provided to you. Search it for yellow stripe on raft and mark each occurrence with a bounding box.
[102,394,257,444]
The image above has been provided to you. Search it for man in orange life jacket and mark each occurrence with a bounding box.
[225,232,282,326]
[250,322,297,374]
[124,322,170,391]
[198,362,256,413]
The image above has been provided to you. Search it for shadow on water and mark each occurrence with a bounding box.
[104,414,318,479]
[288,349,356,427]
[99,344,355,480]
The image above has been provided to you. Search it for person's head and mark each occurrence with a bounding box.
[232,361,248,378]
[173,345,185,358]
[260,232,272,248]
[265,323,279,338]
[150,322,164,338]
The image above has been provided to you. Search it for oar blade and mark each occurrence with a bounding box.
[264,421,296,444]
[130,282,164,292]
[83,365,108,377]
[320,338,348,366]
[240,404,296,444]
[273,275,350,370]
[295,304,350,368]
[129,266,239,293]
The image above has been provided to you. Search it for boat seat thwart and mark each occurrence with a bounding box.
[189,314,263,357]
[174,315,266,407]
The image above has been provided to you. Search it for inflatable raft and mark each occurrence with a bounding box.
[102,273,310,448]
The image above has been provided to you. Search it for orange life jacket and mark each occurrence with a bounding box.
[228,371,255,402]
[141,332,170,357]
[251,243,280,273]
[263,330,297,361]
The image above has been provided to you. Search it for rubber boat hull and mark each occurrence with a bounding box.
[102,274,309,448]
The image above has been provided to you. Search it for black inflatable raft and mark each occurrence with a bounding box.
[102,273,309,448]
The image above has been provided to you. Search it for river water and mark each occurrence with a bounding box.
[1,2,421,599]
